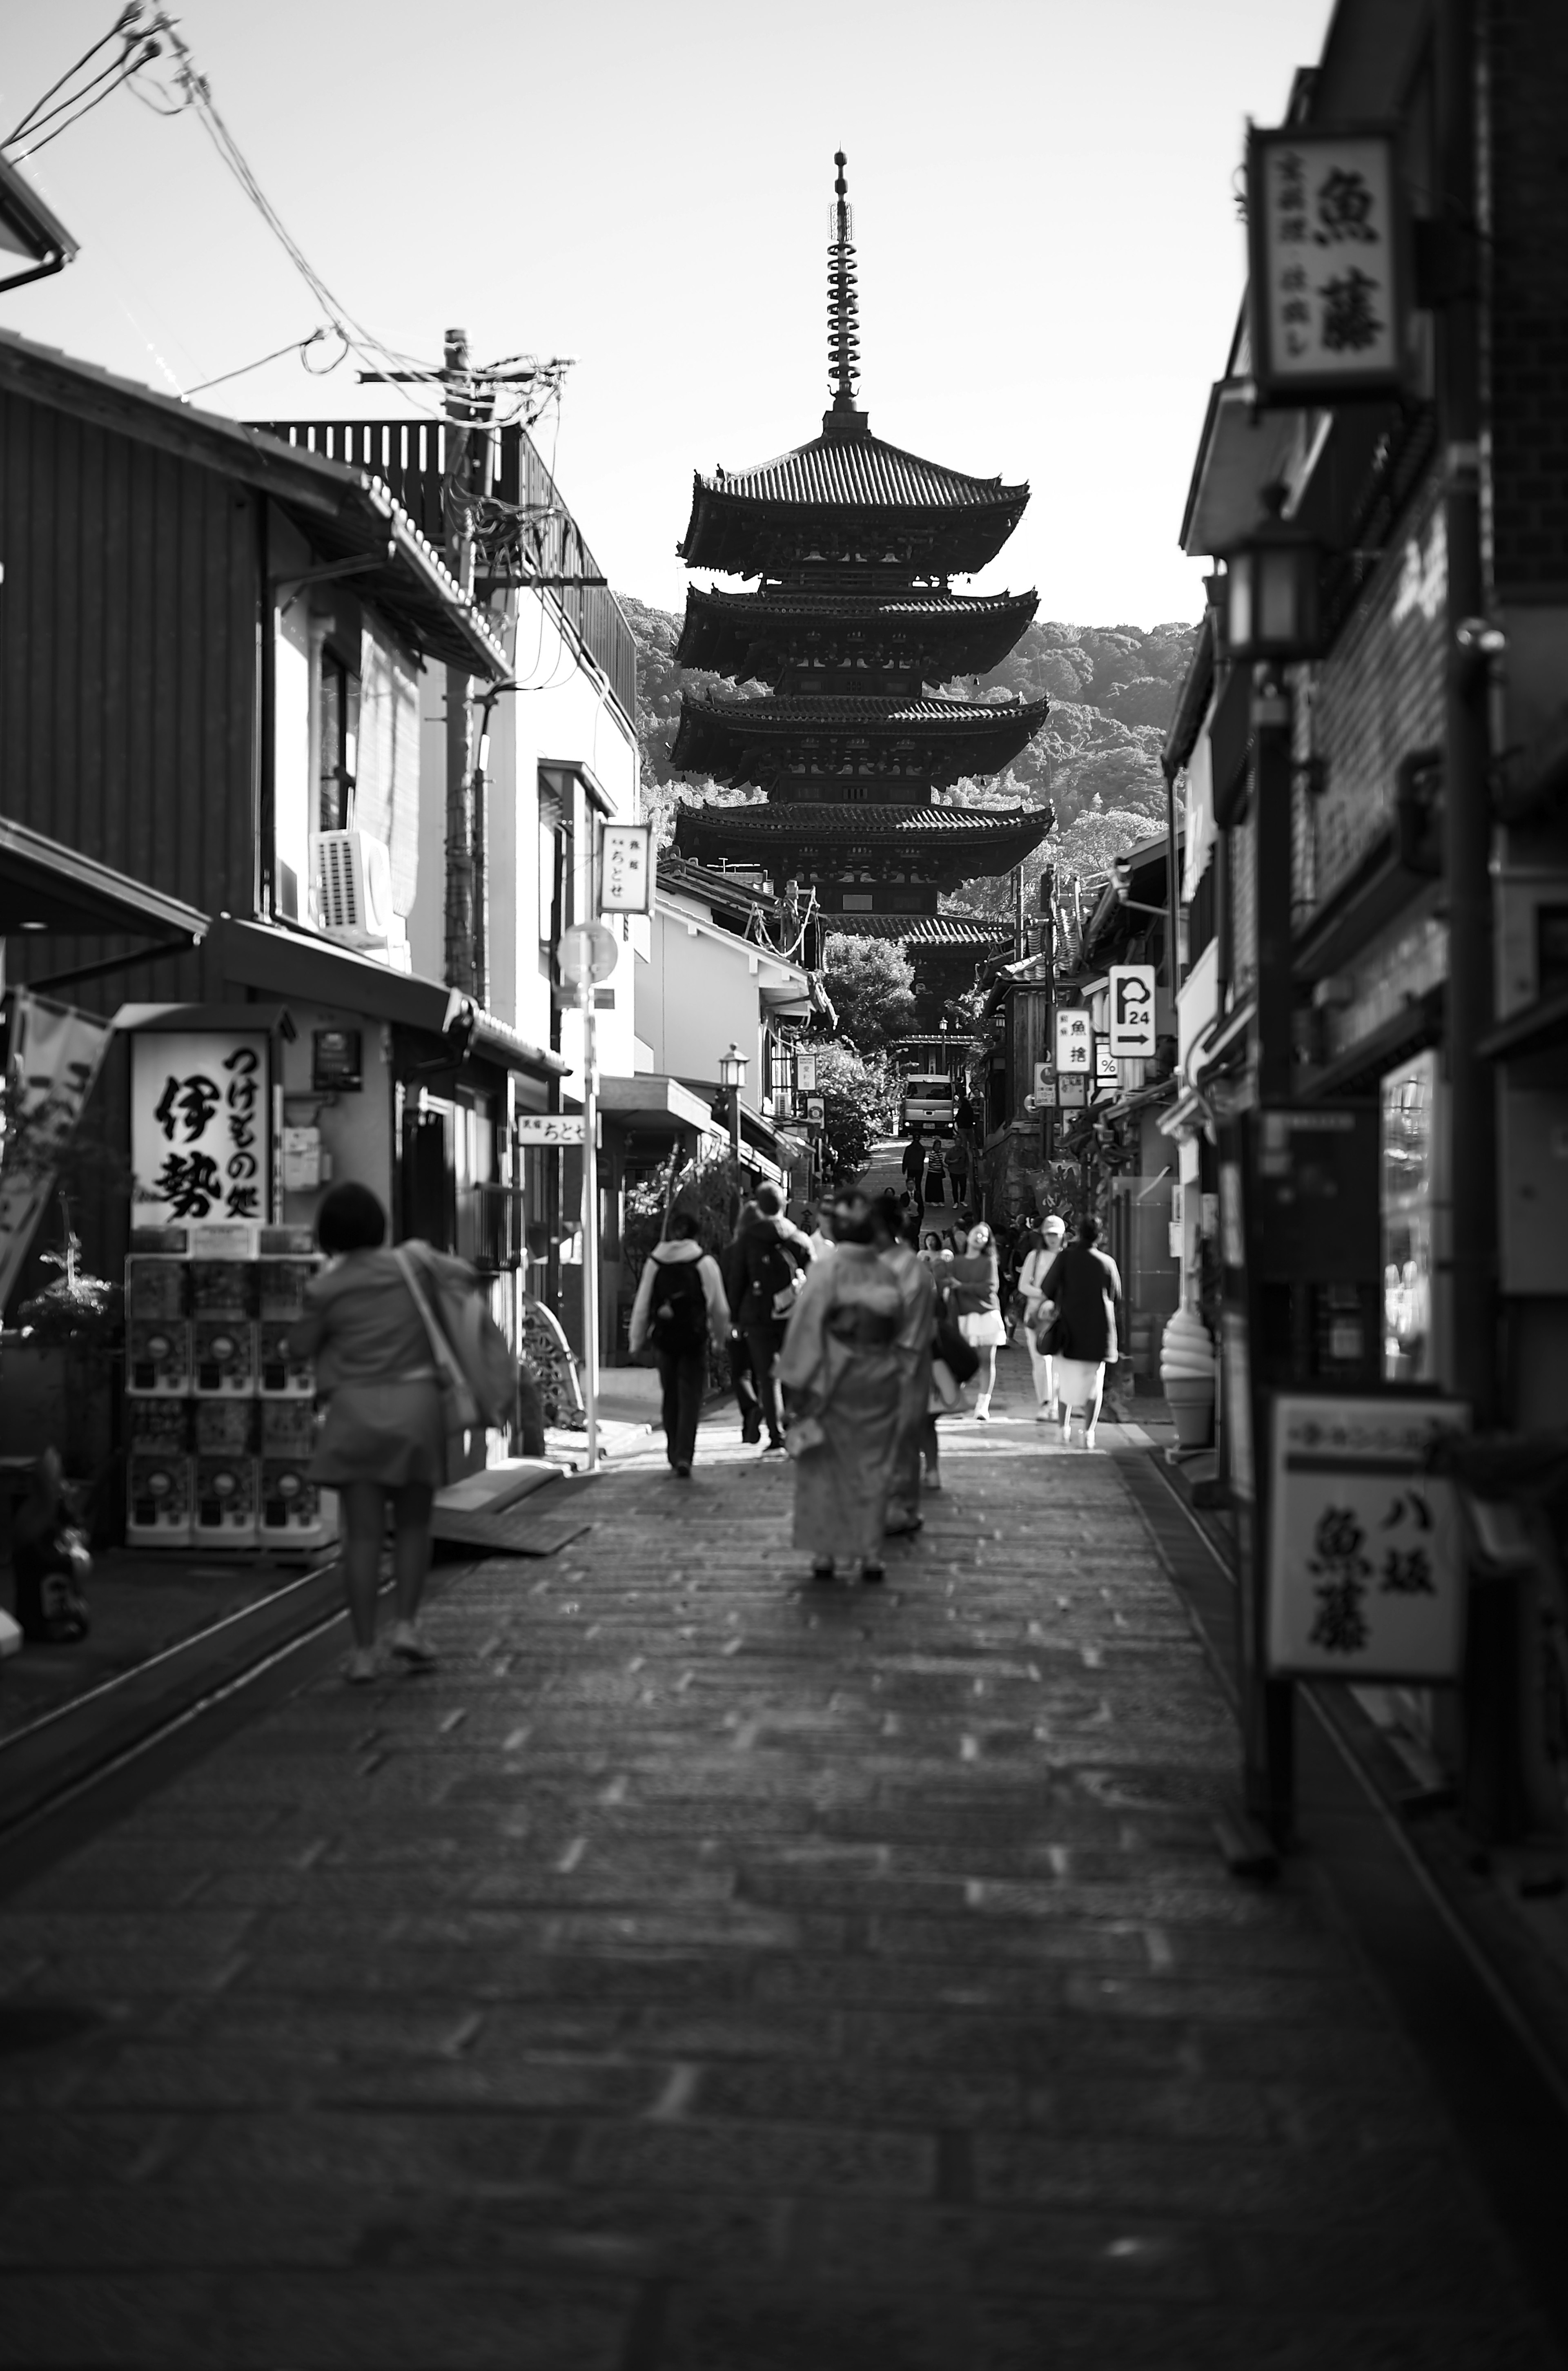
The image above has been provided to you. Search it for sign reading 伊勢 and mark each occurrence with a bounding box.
[1248,127,1405,406]
[1108,965,1156,1059]
[131,1029,270,1227]
[1265,1394,1470,1679]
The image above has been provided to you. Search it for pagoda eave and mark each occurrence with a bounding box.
[670,691,1050,790]
[673,799,1054,885]
[674,584,1041,680]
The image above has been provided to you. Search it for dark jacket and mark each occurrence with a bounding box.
[731,1211,808,1328]
[1040,1243,1124,1364]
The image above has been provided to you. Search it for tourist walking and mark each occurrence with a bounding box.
[923,1130,948,1208]
[730,1182,808,1453]
[871,1202,937,1535]
[288,1182,470,1683]
[1038,1213,1124,1450]
[628,1209,731,1477]
[1018,1213,1067,1421]
[718,1208,763,1444]
[947,1218,1005,1420]
[777,1187,904,1584]
[900,1127,926,1218]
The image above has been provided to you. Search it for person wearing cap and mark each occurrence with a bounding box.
[1018,1213,1067,1422]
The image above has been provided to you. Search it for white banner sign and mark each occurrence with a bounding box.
[1055,1009,1092,1073]
[1249,127,1404,402]
[601,824,653,916]
[1266,1394,1470,1679]
[1108,964,1157,1059]
[131,1029,270,1225]
[0,991,115,1309]
[515,1113,586,1146]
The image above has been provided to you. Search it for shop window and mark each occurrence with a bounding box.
[319,649,361,833]
[1381,1049,1439,1384]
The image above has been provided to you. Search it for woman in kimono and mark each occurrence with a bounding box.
[870,1200,938,1537]
[778,1188,905,1584]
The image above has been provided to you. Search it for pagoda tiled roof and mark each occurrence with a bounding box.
[823,912,1013,946]
[677,799,1045,840]
[671,687,1049,792]
[675,583,1040,678]
[679,414,1029,575]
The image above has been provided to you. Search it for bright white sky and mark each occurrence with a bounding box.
[2,0,1333,628]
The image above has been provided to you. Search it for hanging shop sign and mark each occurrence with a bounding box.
[131,1027,270,1227]
[311,1027,363,1092]
[515,1113,587,1146]
[1247,125,1406,406]
[1056,1075,1087,1109]
[1108,964,1157,1059]
[1055,1009,1092,1073]
[1265,1393,1469,1679]
[601,823,653,917]
[0,990,115,1309]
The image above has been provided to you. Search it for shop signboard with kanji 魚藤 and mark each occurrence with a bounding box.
[131,1029,270,1226]
[1265,1394,1469,1679]
[1247,126,1406,406]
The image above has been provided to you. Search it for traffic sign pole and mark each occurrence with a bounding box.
[581,977,599,1472]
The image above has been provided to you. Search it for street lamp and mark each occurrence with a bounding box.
[718,1041,747,1203]
[1214,481,1323,666]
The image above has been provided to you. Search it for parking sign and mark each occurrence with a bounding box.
[1108,965,1156,1059]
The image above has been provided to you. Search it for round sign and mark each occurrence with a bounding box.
[557,922,618,988]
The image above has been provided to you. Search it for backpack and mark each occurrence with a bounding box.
[650,1258,710,1354]
[399,1245,515,1428]
[743,1232,799,1325]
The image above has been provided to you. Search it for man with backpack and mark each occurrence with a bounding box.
[628,1209,731,1477]
[730,1182,810,1454]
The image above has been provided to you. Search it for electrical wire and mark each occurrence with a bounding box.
[4,4,140,143]
[181,326,342,399]
[5,38,158,158]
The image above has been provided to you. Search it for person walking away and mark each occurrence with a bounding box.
[1019,1213,1067,1421]
[777,1187,904,1584]
[947,1219,1005,1420]
[923,1129,947,1208]
[733,1182,807,1453]
[718,1205,763,1444]
[1038,1213,1124,1450]
[900,1126,926,1219]
[871,1202,937,1535]
[628,1209,729,1477]
[288,1182,472,1683]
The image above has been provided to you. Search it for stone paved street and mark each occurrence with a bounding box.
[0,1350,1559,2369]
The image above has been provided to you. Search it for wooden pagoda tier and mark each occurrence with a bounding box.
[672,796,1053,912]
[671,688,1051,796]
[677,409,1030,580]
[675,582,1040,688]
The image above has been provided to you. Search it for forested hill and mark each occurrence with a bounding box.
[617,595,1199,894]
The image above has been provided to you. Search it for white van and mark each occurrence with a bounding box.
[901,1073,956,1132]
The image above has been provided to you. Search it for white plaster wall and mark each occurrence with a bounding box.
[270,513,314,927]
[638,903,771,1107]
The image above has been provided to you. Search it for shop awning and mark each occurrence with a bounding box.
[0,817,208,945]
[211,917,566,1078]
[1477,986,1568,1064]
[597,1074,717,1136]
[1180,379,1310,556]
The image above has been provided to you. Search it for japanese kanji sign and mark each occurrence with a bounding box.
[1265,1394,1469,1679]
[1055,1010,1092,1073]
[600,824,653,916]
[131,1029,271,1227]
[1248,127,1405,404]
[1108,965,1157,1059]
[515,1114,587,1146]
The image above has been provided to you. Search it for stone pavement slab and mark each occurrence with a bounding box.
[0,1347,1559,2368]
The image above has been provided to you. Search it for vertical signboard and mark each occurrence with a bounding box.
[600,823,653,915]
[1266,1395,1469,1678]
[131,1029,271,1226]
[0,990,115,1307]
[1248,126,1405,406]
[1055,1009,1091,1073]
[1108,964,1157,1059]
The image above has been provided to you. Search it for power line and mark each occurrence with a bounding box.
[4,3,142,145]
[182,326,343,399]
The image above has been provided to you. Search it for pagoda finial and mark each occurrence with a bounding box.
[826,148,864,432]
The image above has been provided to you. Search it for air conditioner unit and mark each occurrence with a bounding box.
[314,831,396,950]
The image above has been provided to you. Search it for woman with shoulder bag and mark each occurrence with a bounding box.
[289,1182,480,1683]
[1018,1213,1067,1423]
[1038,1213,1125,1450]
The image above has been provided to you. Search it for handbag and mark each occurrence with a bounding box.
[933,1304,980,1383]
[1034,1301,1068,1359]
[784,1413,825,1460]
[395,1246,480,1438]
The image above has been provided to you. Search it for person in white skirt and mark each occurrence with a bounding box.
[947,1219,1006,1420]
[1038,1213,1124,1449]
[1018,1213,1067,1421]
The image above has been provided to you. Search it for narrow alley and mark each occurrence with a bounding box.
[0,1356,1557,2369]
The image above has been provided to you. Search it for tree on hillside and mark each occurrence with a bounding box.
[820,935,918,1053]
[1055,803,1169,882]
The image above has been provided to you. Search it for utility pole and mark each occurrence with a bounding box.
[442,326,479,998]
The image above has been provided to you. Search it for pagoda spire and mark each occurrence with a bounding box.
[826,149,865,437]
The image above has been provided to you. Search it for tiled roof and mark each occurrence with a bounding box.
[673,800,1048,841]
[824,913,1012,945]
[690,587,1034,621]
[699,429,1025,514]
[678,691,1050,734]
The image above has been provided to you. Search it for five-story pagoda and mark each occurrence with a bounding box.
[671,153,1052,994]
